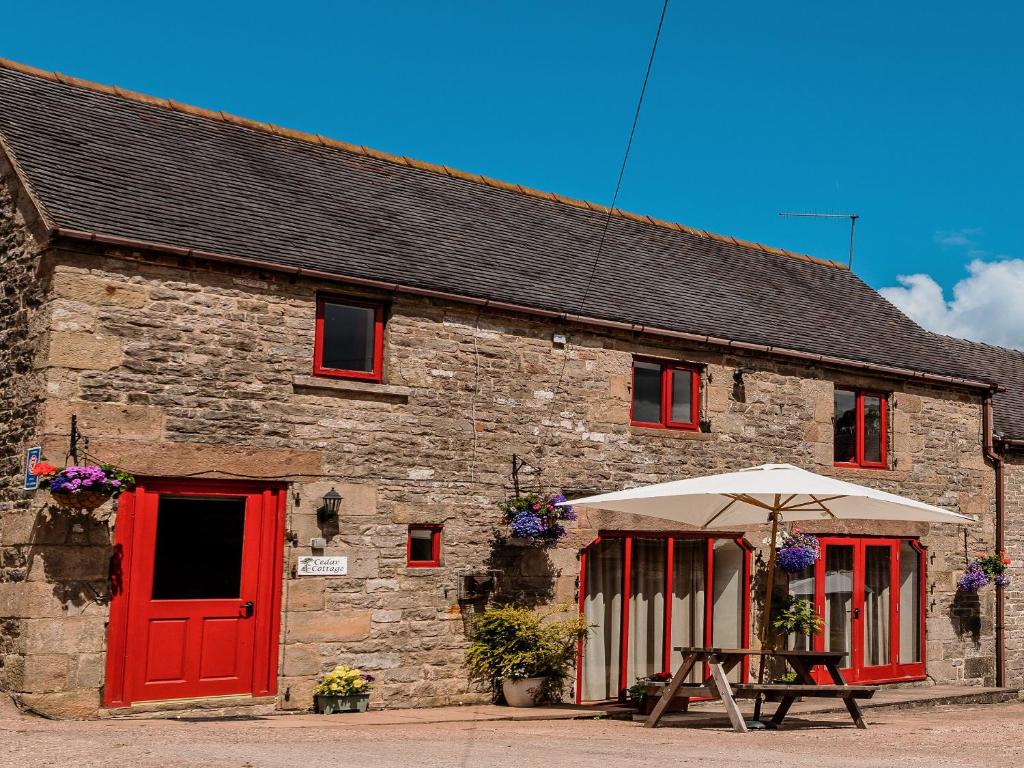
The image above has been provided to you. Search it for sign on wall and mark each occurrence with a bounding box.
[23,446,42,490]
[296,555,348,577]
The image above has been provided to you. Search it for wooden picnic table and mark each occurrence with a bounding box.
[643,646,874,732]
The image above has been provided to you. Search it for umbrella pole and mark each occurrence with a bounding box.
[752,507,781,723]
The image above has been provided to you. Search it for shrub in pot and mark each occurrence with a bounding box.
[465,604,588,707]
[314,665,374,713]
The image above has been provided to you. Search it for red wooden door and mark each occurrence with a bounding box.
[105,480,284,707]
[810,537,925,685]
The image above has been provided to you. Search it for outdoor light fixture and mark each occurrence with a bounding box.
[317,487,343,523]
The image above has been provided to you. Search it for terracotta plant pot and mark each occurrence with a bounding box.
[315,693,370,714]
[49,490,112,512]
[501,677,545,707]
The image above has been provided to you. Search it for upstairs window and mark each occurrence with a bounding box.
[834,388,887,468]
[313,297,384,381]
[407,525,442,567]
[630,359,700,430]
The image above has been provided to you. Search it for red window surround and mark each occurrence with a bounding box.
[834,389,888,469]
[313,296,385,382]
[407,525,442,567]
[629,360,701,430]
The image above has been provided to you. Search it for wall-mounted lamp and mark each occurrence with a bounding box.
[317,487,343,523]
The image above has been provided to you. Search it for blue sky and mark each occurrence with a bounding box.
[6,1,1024,345]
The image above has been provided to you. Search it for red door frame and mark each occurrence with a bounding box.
[810,536,926,684]
[103,478,286,708]
[576,531,752,704]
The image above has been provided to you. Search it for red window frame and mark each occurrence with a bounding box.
[407,525,442,568]
[575,531,752,703]
[834,389,888,469]
[313,296,385,382]
[629,360,701,431]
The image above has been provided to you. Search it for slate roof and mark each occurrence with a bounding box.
[0,58,983,384]
[938,335,1024,439]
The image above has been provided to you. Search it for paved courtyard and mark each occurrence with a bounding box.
[2,698,1023,768]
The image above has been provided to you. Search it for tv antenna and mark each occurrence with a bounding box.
[778,211,860,269]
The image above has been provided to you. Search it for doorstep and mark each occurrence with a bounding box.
[99,694,279,719]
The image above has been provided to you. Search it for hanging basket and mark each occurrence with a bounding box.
[49,490,112,512]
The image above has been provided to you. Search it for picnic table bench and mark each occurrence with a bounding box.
[644,647,874,732]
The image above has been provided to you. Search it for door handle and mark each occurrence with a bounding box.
[241,601,254,618]
[851,608,861,619]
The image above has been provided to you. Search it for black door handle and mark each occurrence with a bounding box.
[241,601,254,618]
[851,607,861,620]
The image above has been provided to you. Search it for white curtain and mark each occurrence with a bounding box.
[671,540,706,682]
[899,542,921,663]
[582,540,623,700]
[627,539,666,687]
[863,546,891,667]
[712,540,744,681]
[824,546,854,667]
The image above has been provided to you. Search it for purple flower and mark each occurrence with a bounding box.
[995,574,1011,588]
[958,562,990,592]
[777,545,817,573]
[510,511,545,539]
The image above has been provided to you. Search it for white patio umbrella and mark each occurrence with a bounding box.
[562,463,971,720]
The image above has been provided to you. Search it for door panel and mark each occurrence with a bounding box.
[106,481,284,707]
[812,538,925,684]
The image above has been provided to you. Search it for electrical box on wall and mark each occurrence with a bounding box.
[457,570,497,602]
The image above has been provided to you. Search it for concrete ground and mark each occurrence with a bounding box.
[2,696,1024,768]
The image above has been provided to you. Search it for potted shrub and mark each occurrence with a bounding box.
[465,604,588,707]
[33,462,134,513]
[314,665,374,713]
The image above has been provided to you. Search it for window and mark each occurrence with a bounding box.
[834,388,887,468]
[407,525,442,567]
[313,297,384,381]
[630,360,700,430]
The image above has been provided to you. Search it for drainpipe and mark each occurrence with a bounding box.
[982,391,1005,688]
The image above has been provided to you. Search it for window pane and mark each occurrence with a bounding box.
[632,361,663,423]
[670,539,706,683]
[864,546,892,667]
[583,539,623,700]
[152,497,245,600]
[409,528,436,562]
[627,539,666,686]
[712,539,744,682]
[863,396,883,464]
[322,301,376,372]
[824,545,854,668]
[899,542,921,663]
[834,389,857,463]
[786,565,816,651]
[669,369,694,424]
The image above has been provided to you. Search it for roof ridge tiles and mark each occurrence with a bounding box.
[0,56,846,271]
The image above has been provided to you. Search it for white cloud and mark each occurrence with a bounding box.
[880,258,1024,350]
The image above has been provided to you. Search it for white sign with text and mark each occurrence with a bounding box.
[296,555,348,576]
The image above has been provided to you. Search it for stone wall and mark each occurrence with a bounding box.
[0,228,998,716]
[1002,455,1024,687]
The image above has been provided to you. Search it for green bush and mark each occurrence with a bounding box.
[772,596,823,638]
[465,604,588,702]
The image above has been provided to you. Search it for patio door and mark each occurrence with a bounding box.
[578,533,751,702]
[791,537,924,684]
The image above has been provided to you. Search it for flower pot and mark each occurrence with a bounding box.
[501,677,545,707]
[49,490,112,512]
[315,693,370,714]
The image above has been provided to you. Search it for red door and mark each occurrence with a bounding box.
[808,537,925,684]
[104,480,285,707]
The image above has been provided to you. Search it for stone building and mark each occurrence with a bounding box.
[0,58,1012,718]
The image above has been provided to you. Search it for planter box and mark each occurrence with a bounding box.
[315,693,370,714]
[502,677,546,707]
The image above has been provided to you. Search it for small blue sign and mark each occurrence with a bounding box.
[23,446,42,490]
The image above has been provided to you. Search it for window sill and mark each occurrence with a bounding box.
[292,375,412,400]
[829,465,907,481]
[629,426,713,441]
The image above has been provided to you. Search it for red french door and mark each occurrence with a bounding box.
[797,537,925,684]
[104,480,285,707]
